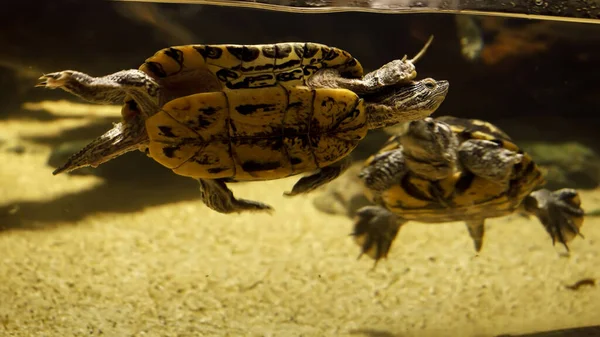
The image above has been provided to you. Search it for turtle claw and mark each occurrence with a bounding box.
[35,71,72,89]
[351,206,402,263]
[524,188,585,250]
[34,79,47,88]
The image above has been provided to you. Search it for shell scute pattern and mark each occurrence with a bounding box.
[309,89,366,167]
[283,135,316,173]
[140,42,366,180]
[139,42,363,90]
[174,139,234,179]
[146,87,367,180]
[227,85,288,138]
[439,115,512,142]
[146,91,233,177]
[283,85,315,135]
[230,137,292,180]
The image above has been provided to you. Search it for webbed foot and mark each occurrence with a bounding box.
[351,206,404,265]
[523,188,585,250]
[36,71,74,89]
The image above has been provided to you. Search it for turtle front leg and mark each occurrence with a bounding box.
[457,139,524,185]
[523,188,585,250]
[307,35,434,95]
[36,69,160,117]
[284,157,351,196]
[198,178,274,214]
[351,205,406,265]
[358,148,407,201]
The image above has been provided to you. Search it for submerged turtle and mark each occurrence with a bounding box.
[337,116,585,262]
[36,38,449,214]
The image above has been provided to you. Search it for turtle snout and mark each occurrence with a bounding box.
[408,118,436,139]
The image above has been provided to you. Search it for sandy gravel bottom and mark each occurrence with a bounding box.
[0,101,598,337]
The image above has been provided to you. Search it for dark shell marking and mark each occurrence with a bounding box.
[145,84,368,181]
[438,115,512,142]
[139,42,363,90]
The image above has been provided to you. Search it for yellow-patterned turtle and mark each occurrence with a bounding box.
[353,116,585,262]
[36,39,449,214]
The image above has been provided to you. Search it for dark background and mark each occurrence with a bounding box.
[2,0,599,135]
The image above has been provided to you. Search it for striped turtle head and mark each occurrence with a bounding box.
[365,78,450,129]
[400,117,459,180]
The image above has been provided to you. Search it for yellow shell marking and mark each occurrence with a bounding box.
[139,42,363,90]
[146,85,367,181]
[226,85,291,180]
[146,91,234,179]
[281,85,318,173]
[310,88,367,167]
[382,171,523,222]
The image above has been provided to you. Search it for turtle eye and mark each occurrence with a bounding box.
[424,80,436,89]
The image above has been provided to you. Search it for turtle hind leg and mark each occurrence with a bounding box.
[307,62,416,95]
[307,59,418,95]
[284,157,351,197]
[198,179,274,214]
[36,69,160,116]
[307,35,434,95]
[351,206,405,265]
[523,188,585,250]
[359,35,434,93]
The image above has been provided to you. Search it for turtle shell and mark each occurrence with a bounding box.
[124,42,367,181]
[364,117,547,223]
[145,85,367,181]
[137,42,364,107]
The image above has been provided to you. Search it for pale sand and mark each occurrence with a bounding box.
[0,101,598,337]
